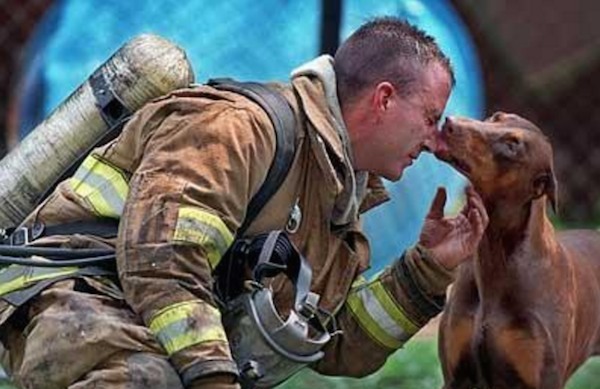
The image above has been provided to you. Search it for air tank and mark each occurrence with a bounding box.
[0,34,195,226]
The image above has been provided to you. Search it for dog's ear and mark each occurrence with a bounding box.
[486,111,507,122]
[532,169,558,213]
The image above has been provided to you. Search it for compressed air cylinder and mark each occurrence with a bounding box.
[0,34,195,227]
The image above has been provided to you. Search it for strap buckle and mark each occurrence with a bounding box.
[6,223,45,246]
[9,227,29,246]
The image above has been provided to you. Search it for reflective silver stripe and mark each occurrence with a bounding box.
[176,216,230,254]
[0,265,80,296]
[0,265,26,284]
[347,279,420,349]
[149,300,228,355]
[354,286,412,342]
[172,207,234,269]
[70,153,130,218]
[73,169,126,214]
[153,315,226,353]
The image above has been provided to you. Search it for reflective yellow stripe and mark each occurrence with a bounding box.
[71,180,121,218]
[347,292,402,349]
[70,153,130,218]
[370,281,420,335]
[351,274,368,288]
[347,279,420,349]
[149,300,227,355]
[172,207,234,269]
[0,265,79,296]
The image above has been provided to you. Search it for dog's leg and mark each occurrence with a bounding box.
[439,266,480,388]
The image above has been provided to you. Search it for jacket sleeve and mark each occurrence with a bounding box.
[115,96,276,386]
[312,242,455,377]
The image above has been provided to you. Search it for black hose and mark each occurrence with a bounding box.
[0,246,115,259]
[246,232,295,275]
[0,254,116,268]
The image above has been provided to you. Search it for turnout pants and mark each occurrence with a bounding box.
[1,278,184,389]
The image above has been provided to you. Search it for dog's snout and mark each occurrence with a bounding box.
[442,116,456,134]
[431,130,449,155]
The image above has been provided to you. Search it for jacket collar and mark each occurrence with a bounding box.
[291,56,347,165]
[361,174,390,213]
[291,56,389,221]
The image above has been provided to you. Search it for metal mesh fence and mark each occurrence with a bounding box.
[1,0,324,143]
[0,0,53,154]
[0,0,486,273]
[0,0,599,226]
[0,0,598,386]
[454,0,600,224]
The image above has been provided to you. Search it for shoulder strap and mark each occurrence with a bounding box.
[3,79,296,247]
[207,78,296,237]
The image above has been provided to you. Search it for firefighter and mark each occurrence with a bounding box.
[0,17,487,389]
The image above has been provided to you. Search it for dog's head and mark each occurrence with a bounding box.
[436,112,557,212]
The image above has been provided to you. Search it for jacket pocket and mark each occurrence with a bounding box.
[118,171,185,274]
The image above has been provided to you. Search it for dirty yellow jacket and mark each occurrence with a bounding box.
[6,71,453,383]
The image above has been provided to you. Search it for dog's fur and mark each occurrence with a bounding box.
[436,112,600,389]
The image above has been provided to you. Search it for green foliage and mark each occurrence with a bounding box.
[1,341,599,388]
[279,339,442,389]
[279,339,600,389]
[567,356,600,389]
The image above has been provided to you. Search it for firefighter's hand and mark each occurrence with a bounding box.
[418,186,488,269]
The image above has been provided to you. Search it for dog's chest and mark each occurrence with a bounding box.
[468,263,564,388]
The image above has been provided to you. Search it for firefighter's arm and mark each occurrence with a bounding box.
[116,97,275,388]
[313,187,487,376]
[312,244,454,376]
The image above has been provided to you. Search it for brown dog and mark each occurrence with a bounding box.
[436,112,600,389]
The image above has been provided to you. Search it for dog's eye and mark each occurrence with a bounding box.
[494,136,523,158]
[504,136,520,149]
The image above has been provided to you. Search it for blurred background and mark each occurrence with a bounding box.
[0,0,486,275]
[0,0,599,388]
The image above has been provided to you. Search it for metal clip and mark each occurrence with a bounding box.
[297,292,320,321]
[9,227,29,246]
[285,198,302,234]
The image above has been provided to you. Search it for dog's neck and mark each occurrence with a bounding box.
[482,197,532,248]
[475,196,556,286]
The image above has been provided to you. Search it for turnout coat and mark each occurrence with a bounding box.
[0,60,453,388]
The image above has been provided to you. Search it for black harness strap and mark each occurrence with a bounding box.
[0,77,298,320]
[207,78,297,236]
[206,79,297,302]
[1,219,120,246]
[3,79,296,246]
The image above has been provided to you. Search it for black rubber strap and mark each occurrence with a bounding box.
[251,231,312,311]
[24,79,294,246]
[180,359,240,387]
[2,219,120,246]
[42,219,120,238]
[90,69,132,128]
[207,78,296,236]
